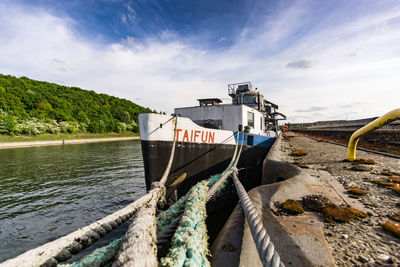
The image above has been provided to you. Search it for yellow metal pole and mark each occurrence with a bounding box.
[347,108,400,161]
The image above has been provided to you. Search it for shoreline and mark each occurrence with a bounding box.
[0,136,140,149]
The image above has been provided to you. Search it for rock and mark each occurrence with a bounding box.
[302,194,330,211]
[347,182,357,187]
[342,234,349,239]
[377,254,393,263]
[358,255,369,263]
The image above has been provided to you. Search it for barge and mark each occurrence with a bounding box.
[139,82,285,197]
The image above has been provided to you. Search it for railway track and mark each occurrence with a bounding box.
[291,128,400,156]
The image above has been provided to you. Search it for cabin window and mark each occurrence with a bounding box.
[260,117,263,130]
[247,112,254,127]
[243,95,257,105]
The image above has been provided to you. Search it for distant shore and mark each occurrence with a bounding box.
[0,134,140,149]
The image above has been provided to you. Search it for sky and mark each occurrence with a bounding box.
[0,0,399,122]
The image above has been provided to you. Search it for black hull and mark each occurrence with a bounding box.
[141,140,274,194]
[141,140,275,242]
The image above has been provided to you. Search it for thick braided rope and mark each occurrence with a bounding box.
[1,190,156,267]
[59,238,122,267]
[112,187,163,266]
[112,117,178,266]
[231,169,284,267]
[55,118,178,267]
[157,132,243,247]
[160,180,210,267]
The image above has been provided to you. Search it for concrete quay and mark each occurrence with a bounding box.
[212,131,400,266]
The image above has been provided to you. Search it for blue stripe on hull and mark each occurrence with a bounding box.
[234,132,275,147]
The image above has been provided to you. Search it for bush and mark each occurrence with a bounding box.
[15,119,42,135]
[59,121,80,133]
[0,115,17,135]
[115,122,126,133]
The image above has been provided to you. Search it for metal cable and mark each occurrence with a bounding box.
[231,168,284,267]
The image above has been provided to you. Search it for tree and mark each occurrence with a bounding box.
[0,74,154,135]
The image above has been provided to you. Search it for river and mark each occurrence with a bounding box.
[0,140,146,263]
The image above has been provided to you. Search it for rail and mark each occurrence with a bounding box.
[347,108,400,161]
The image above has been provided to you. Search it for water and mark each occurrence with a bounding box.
[0,140,146,263]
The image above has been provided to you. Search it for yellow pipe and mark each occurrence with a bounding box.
[347,108,400,161]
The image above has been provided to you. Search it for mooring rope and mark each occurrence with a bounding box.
[160,180,210,267]
[159,117,179,186]
[156,132,242,247]
[59,238,122,267]
[231,168,284,267]
[112,117,178,266]
[2,189,160,267]
[207,132,243,200]
[3,117,179,267]
[5,126,283,267]
[157,135,242,266]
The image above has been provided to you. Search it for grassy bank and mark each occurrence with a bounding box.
[0,132,139,142]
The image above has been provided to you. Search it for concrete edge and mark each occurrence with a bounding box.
[211,134,337,266]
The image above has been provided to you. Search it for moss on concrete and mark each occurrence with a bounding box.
[381,169,400,176]
[352,158,376,165]
[369,179,394,188]
[381,220,400,238]
[347,187,368,196]
[282,199,304,215]
[291,150,307,156]
[294,162,310,168]
[323,204,367,223]
[387,176,400,183]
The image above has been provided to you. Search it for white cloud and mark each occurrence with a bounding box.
[0,1,400,122]
[286,59,314,69]
[121,3,137,25]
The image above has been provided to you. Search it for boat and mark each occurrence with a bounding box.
[139,82,285,238]
[139,82,285,194]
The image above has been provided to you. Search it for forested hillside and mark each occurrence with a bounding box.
[0,74,153,135]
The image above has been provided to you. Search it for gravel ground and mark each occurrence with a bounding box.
[283,132,400,267]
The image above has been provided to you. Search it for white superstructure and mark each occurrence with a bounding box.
[175,104,266,135]
[174,82,285,136]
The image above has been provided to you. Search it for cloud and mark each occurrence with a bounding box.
[217,37,227,43]
[286,59,313,69]
[0,1,400,123]
[121,3,137,25]
[338,102,367,108]
[295,106,327,113]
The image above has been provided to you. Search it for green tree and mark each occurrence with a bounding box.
[0,74,154,135]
